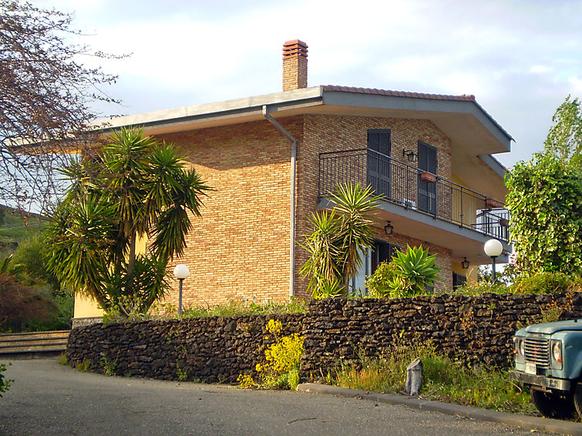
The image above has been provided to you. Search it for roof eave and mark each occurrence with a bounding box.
[320,88,512,153]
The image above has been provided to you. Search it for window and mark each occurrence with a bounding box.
[417,141,438,214]
[371,240,398,273]
[367,129,391,197]
[453,272,467,290]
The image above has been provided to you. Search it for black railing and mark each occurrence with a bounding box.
[319,148,509,241]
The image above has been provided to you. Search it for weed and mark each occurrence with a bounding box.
[176,362,188,382]
[99,354,117,376]
[57,352,68,366]
[75,358,91,372]
[334,343,536,415]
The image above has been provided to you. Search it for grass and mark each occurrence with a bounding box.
[334,344,537,415]
[0,205,47,258]
[179,298,308,319]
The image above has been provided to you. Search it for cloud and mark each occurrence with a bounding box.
[36,0,582,167]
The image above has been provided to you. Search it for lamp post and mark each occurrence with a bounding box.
[173,264,190,316]
[483,239,503,282]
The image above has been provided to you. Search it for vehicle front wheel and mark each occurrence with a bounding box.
[573,383,582,419]
[531,389,574,419]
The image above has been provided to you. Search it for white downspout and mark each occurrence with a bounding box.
[262,105,297,298]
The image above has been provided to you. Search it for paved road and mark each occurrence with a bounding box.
[0,359,544,436]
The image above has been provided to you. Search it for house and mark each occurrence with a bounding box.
[73,40,511,322]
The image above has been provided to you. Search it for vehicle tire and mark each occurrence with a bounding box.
[531,389,575,419]
[573,383,582,419]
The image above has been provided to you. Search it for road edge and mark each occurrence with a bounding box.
[296,383,582,435]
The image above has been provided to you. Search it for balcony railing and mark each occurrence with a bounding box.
[318,148,509,241]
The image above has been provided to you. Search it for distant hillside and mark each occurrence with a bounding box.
[0,205,48,256]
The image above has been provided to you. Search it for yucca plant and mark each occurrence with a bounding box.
[46,128,210,317]
[300,182,381,298]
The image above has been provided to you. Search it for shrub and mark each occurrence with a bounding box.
[0,363,11,397]
[239,319,304,390]
[511,271,574,295]
[453,281,510,296]
[0,273,57,332]
[366,246,439,298]
[181,299,308,319]
[366,261,397,298]
[505,152,582,276]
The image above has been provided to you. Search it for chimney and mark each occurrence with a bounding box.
[282,40,308,91]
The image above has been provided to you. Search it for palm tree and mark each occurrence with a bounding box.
[300,182,381,298]
[47,128,209,316]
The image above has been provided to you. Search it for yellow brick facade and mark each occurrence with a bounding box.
[156,118,303,308]
[74,113,470,316]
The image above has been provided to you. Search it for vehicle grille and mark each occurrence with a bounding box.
[524,336,550,368]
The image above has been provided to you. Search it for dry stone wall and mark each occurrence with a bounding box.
[67,293,582,383]
[67,315,303,383]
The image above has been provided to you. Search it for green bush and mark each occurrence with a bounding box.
[366,261,397,298]
[453,281,510,296]
[511,271,575,295]
[334,343,535,414]
[366,246,439,298]
[180,299,308,319]
[0,363,11,397]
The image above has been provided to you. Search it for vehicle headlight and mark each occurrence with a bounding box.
[514,337,525,360]
[551,340,563,369]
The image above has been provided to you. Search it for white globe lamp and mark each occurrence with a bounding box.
[483,239,503,282]
[173,264,190,316]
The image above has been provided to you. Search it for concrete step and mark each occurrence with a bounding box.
[0,330,69,358]
[0,339,68,348]
[0,330,69,342]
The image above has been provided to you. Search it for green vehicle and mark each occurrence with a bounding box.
[513,319,582,419]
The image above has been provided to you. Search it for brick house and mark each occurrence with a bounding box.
[74,40,511,320]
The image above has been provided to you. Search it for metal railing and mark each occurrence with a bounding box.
[318,148,509,241]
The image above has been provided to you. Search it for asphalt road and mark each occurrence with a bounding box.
[0,359,545,436]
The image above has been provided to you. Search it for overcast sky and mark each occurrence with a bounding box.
[41,0,582,167]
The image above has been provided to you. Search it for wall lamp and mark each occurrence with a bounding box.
[461,257,470,269]
[384,221,394,235]
[402,149,417,163]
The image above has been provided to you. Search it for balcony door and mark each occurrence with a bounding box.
[367,129,391,197]
[418,141,437,214]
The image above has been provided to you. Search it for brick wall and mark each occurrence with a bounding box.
[154,118,303,307]
[296,114,454,295]
[143,113,458,305]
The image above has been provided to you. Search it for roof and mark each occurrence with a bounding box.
[321,85,513,142]
[321,85,476,102]
[95,84,512,155]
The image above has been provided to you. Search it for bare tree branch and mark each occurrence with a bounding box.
[0,0,124,212]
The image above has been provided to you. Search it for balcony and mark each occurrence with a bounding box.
[318,148,509,243]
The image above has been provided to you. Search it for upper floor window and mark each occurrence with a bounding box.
[367,129,391,156]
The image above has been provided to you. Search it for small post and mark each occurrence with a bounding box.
[491,256,497,282]
[405,358,423,396]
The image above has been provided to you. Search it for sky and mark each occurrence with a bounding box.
[39,0,582,168]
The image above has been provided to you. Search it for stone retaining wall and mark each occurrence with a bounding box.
[67,292,581,382]
[302,292,582,373]
[67,315,303,383]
